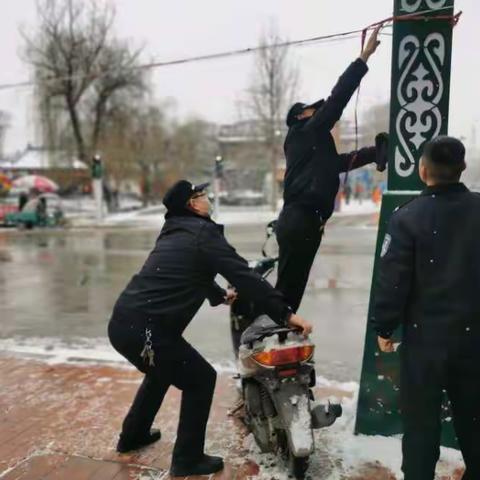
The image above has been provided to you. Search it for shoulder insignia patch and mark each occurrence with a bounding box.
[381,233,392,258]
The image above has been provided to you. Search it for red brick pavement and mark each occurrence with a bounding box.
[0,355,464,479]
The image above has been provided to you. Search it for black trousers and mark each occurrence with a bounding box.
[400,344,480,480]
[108,314,217,463]
[275,204,324,313]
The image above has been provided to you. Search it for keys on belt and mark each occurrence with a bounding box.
[140,328,155,366]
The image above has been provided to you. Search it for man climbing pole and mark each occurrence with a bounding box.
[276,25,388,313]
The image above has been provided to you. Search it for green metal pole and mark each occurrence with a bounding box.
[355,0,458,448]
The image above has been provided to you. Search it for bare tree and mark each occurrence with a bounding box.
[246,22,299,210]
[90,41,145,152]
[24,0,145,161]
[100,94,218,205]
[170,118,218,178]
[100,96,172,206]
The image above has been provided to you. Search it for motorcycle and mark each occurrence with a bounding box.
[230,221,342,479]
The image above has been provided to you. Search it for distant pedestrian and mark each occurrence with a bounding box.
[354,182,364,204]
[372,186,382,204]
[36,197,47,226]
[18,192,28,211]
[344,183,352,205]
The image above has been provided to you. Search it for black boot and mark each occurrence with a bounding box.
[116,428,161,453]
[170,454,224,476]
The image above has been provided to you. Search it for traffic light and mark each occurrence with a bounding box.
[91,155,103,180]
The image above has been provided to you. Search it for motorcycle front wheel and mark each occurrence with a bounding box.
[277,430,310,479]
[289,453,309,479]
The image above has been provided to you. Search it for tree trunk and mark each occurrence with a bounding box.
[92,95,108,153]
[66,97,87,161]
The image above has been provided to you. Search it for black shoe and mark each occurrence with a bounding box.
[170,454,224,476]
[116,428,161,453]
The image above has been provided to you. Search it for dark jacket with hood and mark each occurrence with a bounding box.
[283,58,376,219]
[114,210,292,336]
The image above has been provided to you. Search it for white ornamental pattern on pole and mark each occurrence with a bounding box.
[400,0,447,12]
[395,32,445,178]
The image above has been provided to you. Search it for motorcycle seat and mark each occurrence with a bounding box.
[240,314,295,346]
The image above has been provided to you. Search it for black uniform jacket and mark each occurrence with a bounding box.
[114,211,292,336]
[372,183,480,349]
[283,58,376,219]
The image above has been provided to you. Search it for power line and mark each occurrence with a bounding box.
[0,29,366,93]
[0,33,388,93]
[0,6,457,93]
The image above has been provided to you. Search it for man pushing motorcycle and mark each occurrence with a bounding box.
[108,180,312,477]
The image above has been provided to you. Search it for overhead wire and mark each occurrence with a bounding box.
[0,6,459,93]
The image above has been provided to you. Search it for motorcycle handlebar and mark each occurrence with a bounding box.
[253,257,278,275]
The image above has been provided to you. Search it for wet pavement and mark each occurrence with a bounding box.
[0,214,378,382]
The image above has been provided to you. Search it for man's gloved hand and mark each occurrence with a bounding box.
[224,288,238,306]
[375,132,389,172]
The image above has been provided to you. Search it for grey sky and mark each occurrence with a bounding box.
[0,0,478,154]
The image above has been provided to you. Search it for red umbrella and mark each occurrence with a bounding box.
[12,175,59,193]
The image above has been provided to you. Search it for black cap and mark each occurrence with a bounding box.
[163,180,210,212]
[286,99,325,127]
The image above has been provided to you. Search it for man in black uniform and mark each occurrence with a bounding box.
[372,136,480,479]
[276,26,388,313]
[108,180,312,477]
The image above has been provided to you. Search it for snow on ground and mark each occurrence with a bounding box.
[336,199,380,217]
[0,335,238,373]
[243,388,463,479]
[69,199,380,228]
[0,336,125,365]
[0,335,464,479]
[58,196,144,215]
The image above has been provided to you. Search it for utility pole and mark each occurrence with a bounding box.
[213,154,223,219]
[355,0,458,448]
[91,153,104,222]
[272,128,282,212]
